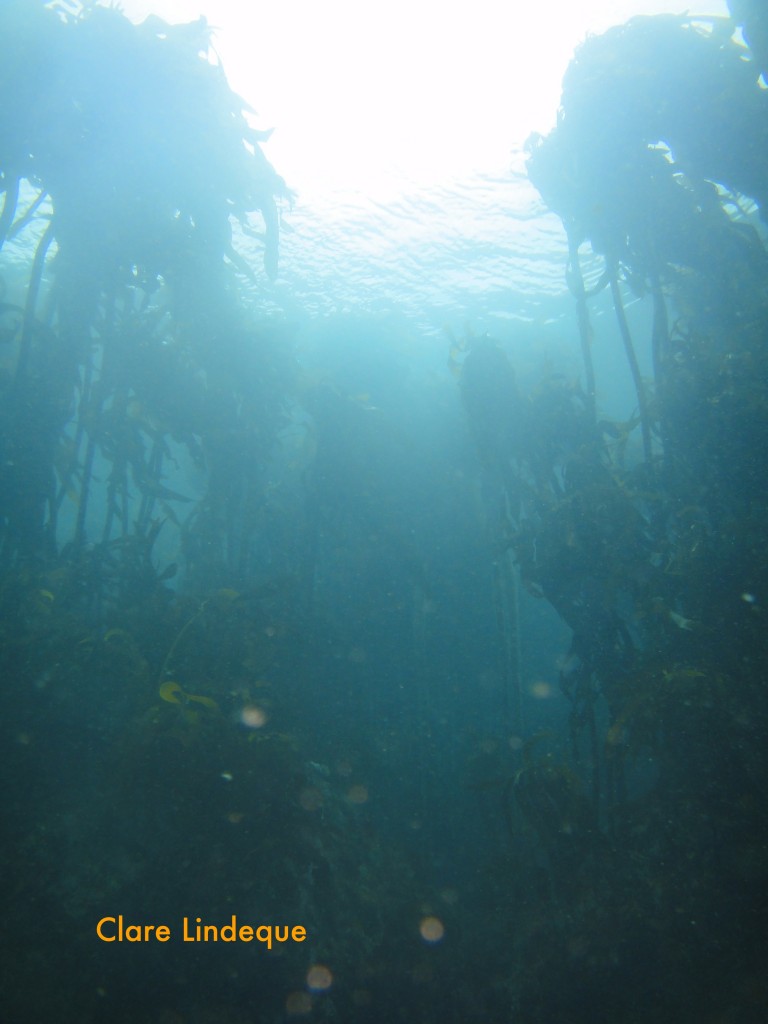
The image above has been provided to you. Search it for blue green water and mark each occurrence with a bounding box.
[2,4,767,1023]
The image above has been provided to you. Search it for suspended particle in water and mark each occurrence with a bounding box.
[440,887,459,906]
[419,916,445,944]
[240,704,268,728]
[306,964,333,992]
[285,990,312,1015]
[529,680,553,699]
[299,787,324,811]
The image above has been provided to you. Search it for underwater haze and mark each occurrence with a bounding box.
[2,1,767,1023]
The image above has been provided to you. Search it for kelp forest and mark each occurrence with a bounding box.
[2,2,768,1022]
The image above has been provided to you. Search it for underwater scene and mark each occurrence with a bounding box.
[2,0,768,1021]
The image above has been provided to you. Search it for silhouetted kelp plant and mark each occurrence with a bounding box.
[450,11,768,1020]
[0,5,428,1023]
[0,0,299,574]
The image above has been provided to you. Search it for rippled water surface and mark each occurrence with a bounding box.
[241,145,574,330]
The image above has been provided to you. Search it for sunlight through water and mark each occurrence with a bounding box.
[116,0,730,322]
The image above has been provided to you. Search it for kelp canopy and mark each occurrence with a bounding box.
[0,0,293,570]
[527,14,768,283]
[0,0,288,284]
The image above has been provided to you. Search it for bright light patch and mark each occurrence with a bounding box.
[240,704,268,728]
[419,915,445,943]
[116,0,729,193]
[306,964,333,992]
[530,680,553,699]
[346,784,369,804]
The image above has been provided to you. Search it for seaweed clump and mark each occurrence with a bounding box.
[0,0,293,568]
[454,13,768,1022]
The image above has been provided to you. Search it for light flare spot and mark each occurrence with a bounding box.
[530,680,553,699]
[306,964,333,992]
[240,704,268,728]
[299,786,324,811]
[285,990,312,1015]
[419,915,445,943]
